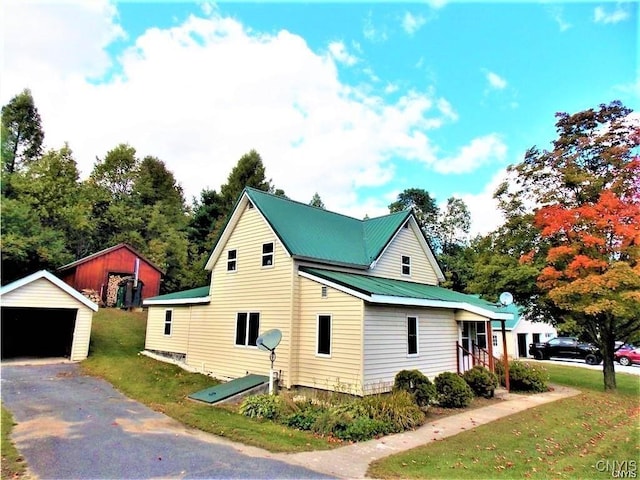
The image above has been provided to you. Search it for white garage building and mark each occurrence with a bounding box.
[1,270,98,361]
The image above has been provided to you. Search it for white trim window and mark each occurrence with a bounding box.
[492,335,498,347]
[163,309,173,336]
[227,249,237,272]
[262,242,274,267]
[401,255,411,276]
[317,314,332,356]
[407,315,418,355]
[235,312,260,346]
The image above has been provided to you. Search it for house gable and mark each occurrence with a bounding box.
[205,188,443,278]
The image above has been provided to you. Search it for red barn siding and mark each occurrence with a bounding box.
[58,245,162,300]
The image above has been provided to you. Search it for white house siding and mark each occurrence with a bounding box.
[145,306,191,355]
[295,275,365,395]
[370,225,438,285]
[185,206,295,383]
[363,305,458,393]
[1,277,94,361]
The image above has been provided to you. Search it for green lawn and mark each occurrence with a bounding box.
[1,404,27,480]
[368,362,640,479]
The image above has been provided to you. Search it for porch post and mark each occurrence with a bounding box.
[501,319,510,391]
[487,320,494,371]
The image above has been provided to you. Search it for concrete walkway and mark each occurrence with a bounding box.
[271,385,581,479]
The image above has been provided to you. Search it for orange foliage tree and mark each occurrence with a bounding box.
[511,101,640,391]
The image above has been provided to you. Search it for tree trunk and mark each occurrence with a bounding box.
[601,331,617,392]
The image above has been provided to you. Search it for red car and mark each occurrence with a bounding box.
[614,347,640,366]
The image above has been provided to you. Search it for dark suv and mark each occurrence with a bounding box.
[529,337,602,365]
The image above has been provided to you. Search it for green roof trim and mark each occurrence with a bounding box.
[300,267,514,319]
[491,303,522,330]
[244,187,413,267]
[143,286,210,305]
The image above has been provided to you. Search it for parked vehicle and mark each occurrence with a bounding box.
[529,337,602,365]
[614,348,640,366]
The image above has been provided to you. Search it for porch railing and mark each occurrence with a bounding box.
[456,341,494,373]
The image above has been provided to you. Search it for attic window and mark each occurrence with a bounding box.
[227,249,237,272]
[321,286,328,298]
[402,255,411,276]
[248,201,254,209]
[262,242,274,267]
[403,221,409,228]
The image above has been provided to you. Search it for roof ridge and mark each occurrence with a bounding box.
[245,187,412,224]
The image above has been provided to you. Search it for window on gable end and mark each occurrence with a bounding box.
[227,249,237,272]
[402,255,411,276]
[262,242,274,267]
[321,286,328,298]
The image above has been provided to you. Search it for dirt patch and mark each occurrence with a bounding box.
[114,416,185,435]
[13,416,84,443]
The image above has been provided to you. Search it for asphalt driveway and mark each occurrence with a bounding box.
[1,363,333,479]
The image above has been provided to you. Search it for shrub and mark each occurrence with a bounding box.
[508,361,549,393]
[362,390,426,432]
[434,371,474,408]
[239,394,283,420]
[284,403,322,431]
[340,417,392,441]
[463,365,499,398]
[311,410,351,437]
[393,369,436,407]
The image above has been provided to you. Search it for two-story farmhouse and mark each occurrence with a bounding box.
[144,187,512,395]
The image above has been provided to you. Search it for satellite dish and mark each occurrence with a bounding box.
[499,292,514,306]
[256,329,282,352]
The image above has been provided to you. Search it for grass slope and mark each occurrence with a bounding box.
[1,404,28,480]
[368,363,640,479]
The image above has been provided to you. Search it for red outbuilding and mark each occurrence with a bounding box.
[57,244,164,307]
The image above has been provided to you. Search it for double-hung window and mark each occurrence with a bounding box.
[227,249,237,271]
[407,316,418,355]
[402,255,411,276]
[262,242,274,267]
[317,315,331,356]
[164,310,173,336]
[235,312,260,346]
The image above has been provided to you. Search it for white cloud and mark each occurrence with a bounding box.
[486,71,507,90]
[547,5,572,32]
[457,169,508,237]
[594,5,629,24]
[327,41,358,66]
[2,2,455,217]
[434,134,507,174]
[402,12,426,35]
[363,11,388,43]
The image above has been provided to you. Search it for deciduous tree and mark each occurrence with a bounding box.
[508,101,640,391]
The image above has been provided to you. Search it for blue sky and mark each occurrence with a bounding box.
[2,1,638,235]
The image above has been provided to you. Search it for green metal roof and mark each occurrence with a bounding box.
[143,285,210,305]
[491,303,522,330]
[300,267,513,318]
[245,188,411,267]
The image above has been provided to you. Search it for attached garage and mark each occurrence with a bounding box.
[0,270,98,361]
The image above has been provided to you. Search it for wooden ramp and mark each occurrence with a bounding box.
[188,374,269,404]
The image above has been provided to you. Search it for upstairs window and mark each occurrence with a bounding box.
[164,310,173,336]
[227,249,237,272]
[402,255,411,276]
[235,312,260,346]
[407,316,418,355]
[317,315,331,356]
[262,242,274,267]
